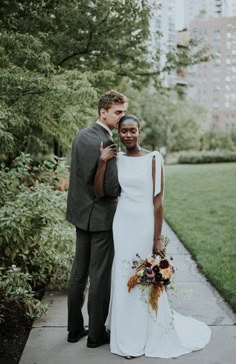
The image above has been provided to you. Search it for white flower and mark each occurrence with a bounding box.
[137,269,145,277]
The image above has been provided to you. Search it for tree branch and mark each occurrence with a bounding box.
[57,28,94,67]
[8,90,47,107]
[57,51,79,67]
[57,10,111,67]
[117,70,161,77]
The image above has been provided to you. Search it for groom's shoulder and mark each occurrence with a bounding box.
[78,125,93,135]
[75,124,98,141]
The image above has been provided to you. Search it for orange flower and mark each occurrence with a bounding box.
[160,267,173,279]
[127,274,139,292]
[149,284,165,313]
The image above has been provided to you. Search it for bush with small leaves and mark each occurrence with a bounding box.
[178,150,236,164]
[0,265,47,320]
[0,154,74,291]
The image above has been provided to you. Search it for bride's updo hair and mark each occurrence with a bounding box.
[118,115,140,130]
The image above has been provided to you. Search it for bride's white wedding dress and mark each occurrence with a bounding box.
[108,151,211,358]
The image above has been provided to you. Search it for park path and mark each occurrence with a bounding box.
[20,221,236,364]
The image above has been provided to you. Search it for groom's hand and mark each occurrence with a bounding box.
[99,142,117,161]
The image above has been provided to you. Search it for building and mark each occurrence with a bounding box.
[183,1,236,127]
[149,0,177,86]
[176,29,189,90]
[184,0,236,26]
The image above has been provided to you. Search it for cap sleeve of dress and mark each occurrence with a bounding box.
[152,151,164,196]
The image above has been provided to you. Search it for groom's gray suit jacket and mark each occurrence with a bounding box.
[66,123,120,231]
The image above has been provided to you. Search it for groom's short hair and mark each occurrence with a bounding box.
[98,90,128,114]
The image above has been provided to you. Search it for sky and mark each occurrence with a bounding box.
[175,0,185,30]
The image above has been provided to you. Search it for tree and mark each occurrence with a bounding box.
[0,0,210,161]
[0,1,153,85]
[167,98,207,152]
[123,87,168,149]
[0,31,99,162]
[201,124,236,151]
[125,87,207,152]
[0,0,154,162]
[0,1,210,84]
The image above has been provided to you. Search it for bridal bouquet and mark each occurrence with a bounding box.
[127,243,174,314]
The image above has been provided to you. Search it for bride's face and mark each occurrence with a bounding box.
[118,119,140,148]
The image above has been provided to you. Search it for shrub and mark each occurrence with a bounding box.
[177,150,236,164]
[0,266,47,320]
[201,128,236,151]
[0,153,74,319]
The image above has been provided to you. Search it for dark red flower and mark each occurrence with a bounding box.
[155,272,162,282]
[163,279,170,285]
[146,268,153,275]
[159,259,169,269]
[153,265,159,273]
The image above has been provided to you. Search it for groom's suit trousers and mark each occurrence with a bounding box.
[68,227,114,340]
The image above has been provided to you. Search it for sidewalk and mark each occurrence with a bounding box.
[20,221,236,364]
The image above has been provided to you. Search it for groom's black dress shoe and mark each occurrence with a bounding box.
[67,327,88,343]
[87,332,110,348]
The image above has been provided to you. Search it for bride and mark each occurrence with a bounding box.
[94,114,211,359]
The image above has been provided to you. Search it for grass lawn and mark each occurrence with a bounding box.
[164,163,236,312]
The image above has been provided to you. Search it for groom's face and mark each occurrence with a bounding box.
[101,102,128,129]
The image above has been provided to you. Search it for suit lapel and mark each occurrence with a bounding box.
[93,123,114,143]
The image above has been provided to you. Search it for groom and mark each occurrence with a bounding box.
[66,90,128,347]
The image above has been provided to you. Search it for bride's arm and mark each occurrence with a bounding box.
[152,156,165,258]
[94,143,117,198]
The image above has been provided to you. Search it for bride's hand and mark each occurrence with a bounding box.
[153,239,166,258]
[99,142,117,162]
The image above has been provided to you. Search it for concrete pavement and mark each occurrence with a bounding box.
[20,221,236,364]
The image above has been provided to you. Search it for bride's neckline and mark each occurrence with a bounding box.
[122,151,153,158]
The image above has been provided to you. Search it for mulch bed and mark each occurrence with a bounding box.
[0,302,33,364]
